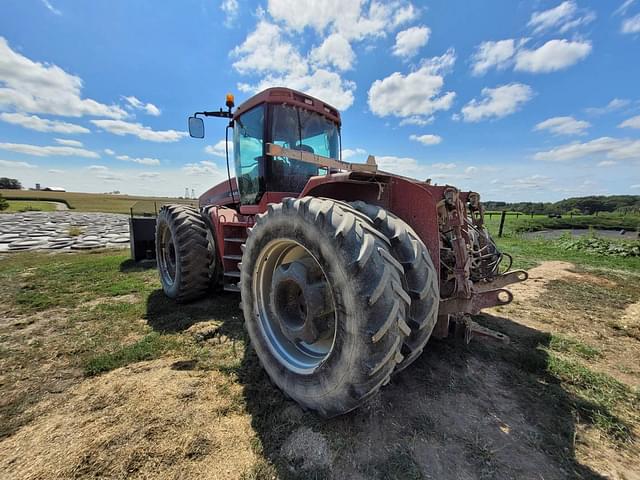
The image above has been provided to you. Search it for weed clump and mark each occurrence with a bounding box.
[556,234,639,257]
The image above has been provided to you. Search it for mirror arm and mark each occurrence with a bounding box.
[195,109,233,119]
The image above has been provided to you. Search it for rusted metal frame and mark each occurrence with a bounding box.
[438,187,472,299]
[266,143,377,173]
[465,191,485,229]
[473,270,528,293]
[439,288,513,315]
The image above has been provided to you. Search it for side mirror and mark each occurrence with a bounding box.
[188,116,204,138]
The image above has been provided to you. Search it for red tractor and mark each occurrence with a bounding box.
[153,87,527,417]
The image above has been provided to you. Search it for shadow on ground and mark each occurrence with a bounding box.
[143,288,608,480]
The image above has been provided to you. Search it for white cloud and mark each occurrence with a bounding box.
[373,157,476,184]
[461,83,533,122]
[183,160,224,176]
[533,137,640,162]
[232,20,355,110]
[54,138,83,147]
[0,159,36,168]
[622,13,640,33]
[375,155,424,177]
[499,174,552,190]
[534,116,590,136]
[431,162,456,169]
[631,184,640,189]
[122,96,161,116]
[205,140,234,157]
[138,172,161,179]
[239,68,356,112]
[585,98,631,115]
[0,37,126,119]
[115,155,161,166]
[87,165,109,172]
[342,148,367,160]
[410,133,442,145]
[309,34,355,71]
[368,49,456,118]
[232,20,306,76]
[470,39,517,76]
[41,0,61,15]
[221,0,239,26]
[392,26,430,59]
[233,2,420,111]
[3,164,225,197]
[465,166,478,174]
[266,0,416,41]
[0,142,99,158]
[615,0,636,16]
[104,148,115,155]
[528,1,595,34]
[399,116,433,126]
[0,112,90,134]
[96,172,125,182]
[515,39,591,73]
[48,169,64,173]
[597,160,617,167]
[619,115,640,129]
[91,119,187,142]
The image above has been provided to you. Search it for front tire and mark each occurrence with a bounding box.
[240,197,411,416]
[155,205,213,303]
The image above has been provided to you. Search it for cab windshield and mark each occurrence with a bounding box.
[267,104,339,193]
[233,103,340,205]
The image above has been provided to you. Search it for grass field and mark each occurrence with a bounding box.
[484,212,640,235]
[1,236,638,479]
[1,200,57,213]
[0,189,197,214]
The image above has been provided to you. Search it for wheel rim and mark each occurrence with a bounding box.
[253,239,337,375]
[158,223,176,286]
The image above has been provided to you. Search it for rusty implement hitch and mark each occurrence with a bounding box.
[473,270,529,292]
[461,316,510,344]
[434,269,528,343]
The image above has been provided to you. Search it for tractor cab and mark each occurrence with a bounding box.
[189,88,341,206]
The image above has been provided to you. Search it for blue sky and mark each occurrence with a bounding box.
[1,0,639,201]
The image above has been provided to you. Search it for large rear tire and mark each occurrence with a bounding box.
[156,205,213,303]
[240,197,411,416]
[351,201,439,372]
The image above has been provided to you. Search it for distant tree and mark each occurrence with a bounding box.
[0,177,22,189]
[0,194,8,211]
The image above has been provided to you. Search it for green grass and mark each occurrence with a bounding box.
[2,237,640,477]
[84,332,181,376]
[67,226,83,236]
[0,189,196,214]
[1,200,57,213]
[494,236,640,273]
[545,354,638,442]
[549,334,601,360]
[483,212,640,236]
[1,252,155,314]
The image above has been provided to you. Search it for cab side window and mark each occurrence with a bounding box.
[233,105,264,204]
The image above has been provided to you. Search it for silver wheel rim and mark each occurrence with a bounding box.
[253,239,337,375]
[158,223,176,286]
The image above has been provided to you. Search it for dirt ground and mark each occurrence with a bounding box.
[0,256,638,480]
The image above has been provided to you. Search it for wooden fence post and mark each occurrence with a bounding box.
[498,211,507,238]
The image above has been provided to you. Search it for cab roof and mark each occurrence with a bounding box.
[233,87,341,126]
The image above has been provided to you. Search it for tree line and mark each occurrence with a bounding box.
[484,195,640,215]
